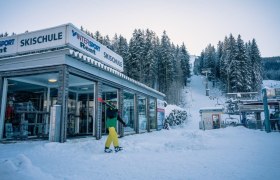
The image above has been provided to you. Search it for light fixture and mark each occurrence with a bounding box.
[81,87,88,90]
[48,78,57,83]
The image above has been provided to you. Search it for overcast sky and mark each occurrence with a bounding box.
[1,0,279,57]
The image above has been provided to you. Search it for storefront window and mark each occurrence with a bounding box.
[123,91,135,133]
[138,95,147,132]
[3,73,59,140]
[149,98,156,130]
[157,99,165,130]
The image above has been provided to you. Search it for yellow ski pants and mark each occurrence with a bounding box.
[105,127,119,148]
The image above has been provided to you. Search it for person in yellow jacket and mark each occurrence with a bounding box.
[104,101,126,153]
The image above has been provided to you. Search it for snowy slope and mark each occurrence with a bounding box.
[0,75,280,180]
[189,55,197,68]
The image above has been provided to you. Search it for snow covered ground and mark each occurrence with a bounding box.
[1,76,280,180]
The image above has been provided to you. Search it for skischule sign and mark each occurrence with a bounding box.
[0,23,124,72]
[20,32,63,47]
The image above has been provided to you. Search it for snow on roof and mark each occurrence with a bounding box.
[68,49,165,97]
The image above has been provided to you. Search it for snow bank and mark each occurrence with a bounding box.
[165,104,185,117]
[0,154,58,180]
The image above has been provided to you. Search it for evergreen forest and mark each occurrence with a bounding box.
[2,29,275,103]
[194,34,263,93]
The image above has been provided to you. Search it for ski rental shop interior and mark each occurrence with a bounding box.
[0,23,165,143]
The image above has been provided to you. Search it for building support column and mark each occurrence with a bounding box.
[135,95,139,134]
[57,66,69,143]
[118,89,124,137]
[262,88,271,133]
[95,81,102,140]
[147,97,151,132]
[155,98,159,130]
[0,76,3,116]
[0,77,7,140]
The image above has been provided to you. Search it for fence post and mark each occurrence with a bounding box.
[262,88,271,133]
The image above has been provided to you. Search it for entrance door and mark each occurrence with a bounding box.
[67,74,95,136]
[101,85,118,134]
[212,114,220,129]
[68,91,94,136]
[78,93,94,134]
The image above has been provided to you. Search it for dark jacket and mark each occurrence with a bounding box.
[106,107,126,128]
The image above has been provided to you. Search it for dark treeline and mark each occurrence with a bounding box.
[0,32,9,37]
[81,27,191,104]
[194,34,263,93]
[262,56,280,80]
[0,32,17,37]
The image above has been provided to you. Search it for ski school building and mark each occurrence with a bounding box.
[0,23,166,143]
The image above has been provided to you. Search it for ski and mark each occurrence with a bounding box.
[97,97,116,109]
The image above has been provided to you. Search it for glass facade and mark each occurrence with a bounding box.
[138,95,147,132]
[3,73,59,140]
[123,91,135,133]
[1,70,162,141]
[149,98,157,130]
